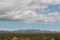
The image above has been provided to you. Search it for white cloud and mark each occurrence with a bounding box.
[0,0,60,23]
[40,0,60,5]
[0,27,18,31]
[36,12,60,23]
[0,10,60,23]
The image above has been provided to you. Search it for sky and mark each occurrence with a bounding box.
[0,0,60,31]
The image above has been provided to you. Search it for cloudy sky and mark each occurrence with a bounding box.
[0,0,60,31]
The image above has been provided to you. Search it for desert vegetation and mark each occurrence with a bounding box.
[0,33,60,40]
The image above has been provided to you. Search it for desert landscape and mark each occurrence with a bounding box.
[0,0,60,40]
[0,32,60,40]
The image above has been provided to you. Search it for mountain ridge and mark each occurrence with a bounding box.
[0,29,58,33]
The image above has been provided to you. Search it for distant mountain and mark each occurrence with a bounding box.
[0,29,58,33]
[12,29,42,32]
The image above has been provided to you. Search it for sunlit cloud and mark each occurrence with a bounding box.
[0,0,60,23]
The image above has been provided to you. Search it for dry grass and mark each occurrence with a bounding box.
[0,33,60,40]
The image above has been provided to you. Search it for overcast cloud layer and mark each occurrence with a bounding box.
[0,0,60,23]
